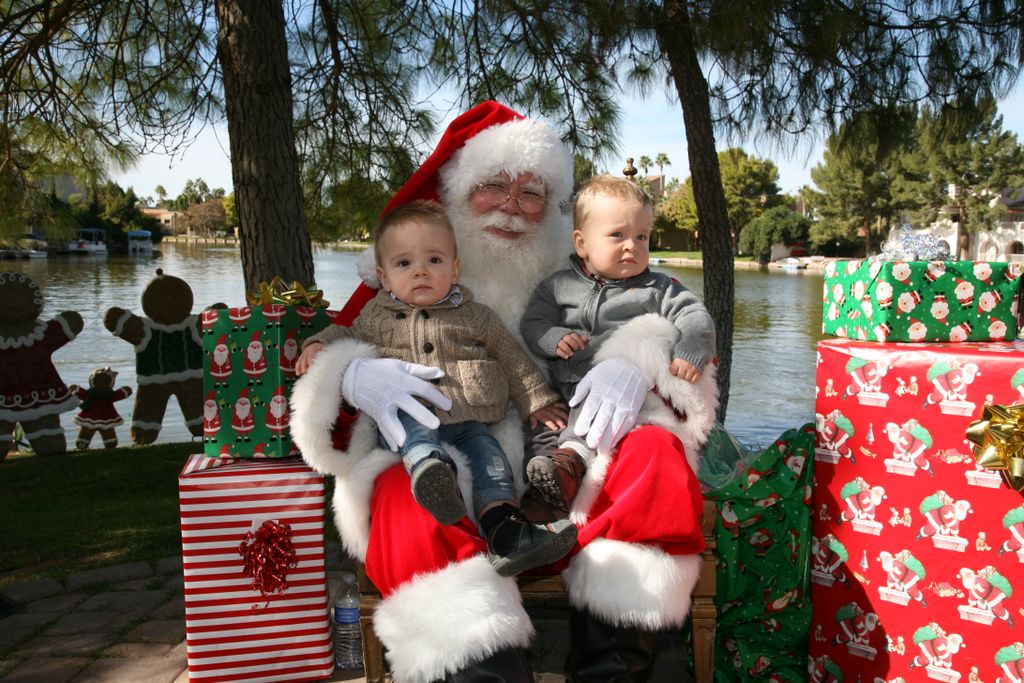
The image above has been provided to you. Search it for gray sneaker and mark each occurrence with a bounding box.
[410,453,466,525]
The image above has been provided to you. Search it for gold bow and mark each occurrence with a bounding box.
[965,403,1024,496]
[246,276,329,308]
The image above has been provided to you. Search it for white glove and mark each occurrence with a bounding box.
[570,357,651,455]
[341,357,452,450]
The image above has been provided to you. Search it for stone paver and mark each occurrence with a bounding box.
[0,656,90,683]
[0,613,55,649]
[20,593,89,614]
[0,579,65,608]
[152,594,184,618]
[42,610,130,635]
[104,642,177,658]
[76,590,167,613]
[72,656,186,683]
[153,557,182,576]
[121,619,185,644]
[14,632,114,658]
[64,562,152,593]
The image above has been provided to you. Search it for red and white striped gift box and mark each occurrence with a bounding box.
[179,454,334,682]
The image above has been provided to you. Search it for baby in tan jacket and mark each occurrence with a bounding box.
[297,201,575,577]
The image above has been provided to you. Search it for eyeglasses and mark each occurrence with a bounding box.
[475,183,546,213]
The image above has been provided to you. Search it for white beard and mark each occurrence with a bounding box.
[269,398,287,419]
[247,343,263,363]
[204,401,217,420]
[446,201,569,340]
[235,401,251,419]
[282,340,299,360]
[213,346,228,365]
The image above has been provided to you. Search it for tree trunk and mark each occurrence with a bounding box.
[658,1,734,421]
[214,0,314,295]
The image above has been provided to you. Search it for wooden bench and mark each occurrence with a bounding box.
[356,500,718,682]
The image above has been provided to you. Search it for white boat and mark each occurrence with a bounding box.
[0,233,48,259]
[126,229,155,254]
[64,228,108,255]
[775,257,807,271]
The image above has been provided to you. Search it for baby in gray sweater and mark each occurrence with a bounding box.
[520,175,716,512]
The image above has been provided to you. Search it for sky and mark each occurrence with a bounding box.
[113,86,1024,201]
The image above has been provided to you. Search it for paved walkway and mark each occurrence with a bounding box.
[0,543,690,682]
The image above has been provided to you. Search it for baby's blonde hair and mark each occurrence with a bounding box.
[573,175,653,231]
[374,200,457,266]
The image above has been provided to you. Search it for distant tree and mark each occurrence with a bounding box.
[810,116,907,254]
[174,178,212,209]
[655,152,671,176]
[739,206,812,265]
[654,179,699,249]
[910,99,1024,256]
[574,155,596,185]
[184,198,228,237]
[155,185,168,207]
[223,193,238,231]
[638,155,652,175]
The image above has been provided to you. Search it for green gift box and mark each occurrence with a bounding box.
[822,259,1023,342]
[200,302,335,458]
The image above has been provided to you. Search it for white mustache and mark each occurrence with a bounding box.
[477,211,529,234]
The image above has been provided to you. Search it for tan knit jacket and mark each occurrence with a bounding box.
[306,287,559,425]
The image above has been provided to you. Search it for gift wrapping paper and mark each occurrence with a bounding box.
[822,260,1022,343]
[810,338,1024,682]
[201,303,335,458]
[179,454,333,682]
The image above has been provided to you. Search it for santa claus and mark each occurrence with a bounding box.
[265,385,289,438]
[208,334,232,387]
[202,391,221,441]
[231,387,255,442]
[290,101,716,681]
[279,329,301,377]
[243,331,267,384]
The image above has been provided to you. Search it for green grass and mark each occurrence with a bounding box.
[1,444,339,590]
[1,443,200,589]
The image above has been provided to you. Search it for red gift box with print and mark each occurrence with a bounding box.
[178,454,334,682]
[811,339,1024,682]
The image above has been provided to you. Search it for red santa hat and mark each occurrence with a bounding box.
[250,331,262,344]
[206,391,217,402]
[383,100,574,216]
[272,385,286,399]
[237,387,250,401]
[216,334,228,347]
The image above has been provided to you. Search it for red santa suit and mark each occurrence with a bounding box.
[265,386,289,437]
[242,332,267,382]
[231,388,255,439]
[290,102,714,683]
[279,330,300,377]
[203,391,221,440]
[208,335,232,384]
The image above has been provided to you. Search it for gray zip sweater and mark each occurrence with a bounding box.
[520,255,716,400]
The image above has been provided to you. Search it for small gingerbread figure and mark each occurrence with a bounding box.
[68,367,133,449]
[0,272,83,458]
[104,269,214,444]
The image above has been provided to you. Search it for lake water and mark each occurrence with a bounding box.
[2,243,825,450]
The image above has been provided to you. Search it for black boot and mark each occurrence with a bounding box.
[480,504,577,577]
[439,646,535,682]
[566,608,657,683]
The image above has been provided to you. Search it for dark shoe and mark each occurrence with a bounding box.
[526,447,587,511]
[519,486,569,524]
[432,646,534,683]
[485,509,577,577]
[566,608,657,683]
[410,453,466,525]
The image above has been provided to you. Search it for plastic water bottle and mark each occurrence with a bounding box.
[333,572,363,670]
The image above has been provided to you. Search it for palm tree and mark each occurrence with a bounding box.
[155,185,168,208]
[655,153,671,177]
[638,155,652,175]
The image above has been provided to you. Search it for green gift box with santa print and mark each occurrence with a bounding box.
[200,300,335,458]
[822,259,1023,342]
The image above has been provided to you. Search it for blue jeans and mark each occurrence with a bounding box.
[382,412,517,514]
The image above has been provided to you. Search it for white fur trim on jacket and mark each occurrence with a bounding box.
[439,118,574,209]
[373,555,533,683]
[563,539,703,630]
[289,338,398,561]
[569,314,718,524]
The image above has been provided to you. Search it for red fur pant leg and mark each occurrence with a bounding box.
[363,463,487,597]
[575,425,705,557]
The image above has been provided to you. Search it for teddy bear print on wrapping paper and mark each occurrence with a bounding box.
[68,367,132,449]
[104,269,220,445]
[0,272,83,458]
